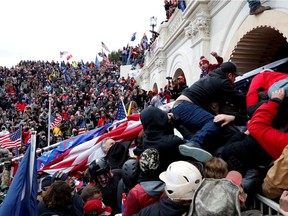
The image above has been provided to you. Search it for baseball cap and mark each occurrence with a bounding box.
[226,170,243,187]
[41,176,52,191]
[84,199,112,216]
[220,62,242,76]
[51,171,69,182]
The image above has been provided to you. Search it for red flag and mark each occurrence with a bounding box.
[66,54,73,61]
[39,114,143,175]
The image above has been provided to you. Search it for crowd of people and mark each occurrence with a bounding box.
[1,1,287,215]
[1,57,288,215]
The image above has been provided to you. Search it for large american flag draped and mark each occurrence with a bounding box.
[0,127,22,149]
[50,114,62,129]
[38,114,142,176]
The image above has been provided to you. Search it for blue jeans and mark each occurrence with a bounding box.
[247,0,261,11]
[172,101,221,147]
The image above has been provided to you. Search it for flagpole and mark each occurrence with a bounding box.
[30,131,37,190]
[121,98,128,116]
[20,125,23,147]
[47,94,51,147]
[127,101,132,116]
[0,141,62,166]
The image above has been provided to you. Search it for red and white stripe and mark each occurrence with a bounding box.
[0,134,21,149]
[39,114,143,176]
[50,115,62,129]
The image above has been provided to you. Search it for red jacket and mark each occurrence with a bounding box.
[22,130,31,145]
[246,71,288,108]
[123,183,164,216]
[249,99,287,159]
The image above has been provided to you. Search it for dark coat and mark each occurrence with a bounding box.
[182,68,246,114]
[140,106,186,172]
[134,196,189,216]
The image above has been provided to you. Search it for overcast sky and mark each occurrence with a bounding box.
[0,0,166,67]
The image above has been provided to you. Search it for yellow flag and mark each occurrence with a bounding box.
[127,101,132,116]
[72,61,78,68]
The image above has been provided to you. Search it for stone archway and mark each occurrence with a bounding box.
[172,68,187,87]
[152,83,158,92]
[230,26,287,73]
[224,10,288,74]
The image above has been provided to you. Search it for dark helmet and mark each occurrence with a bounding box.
[122,158,140,189]
[88,158,110,180]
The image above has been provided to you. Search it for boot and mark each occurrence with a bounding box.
[179,142,212,162]
[250,6,271,15]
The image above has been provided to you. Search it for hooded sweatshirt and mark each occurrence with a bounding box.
[140,106,185,172]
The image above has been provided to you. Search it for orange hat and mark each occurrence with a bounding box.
[152,89,158,94]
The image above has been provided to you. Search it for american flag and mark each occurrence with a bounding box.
[115,100,127,121]
[78,119,87,135]
[0,127,22,149]
[50,114,62,129]
[38,114,143,176]
[103,53,111,65]
[60,51,68,58]
[101,41,110,53]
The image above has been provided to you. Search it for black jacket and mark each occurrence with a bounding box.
[182,68,246,114]
[134,196,189,216]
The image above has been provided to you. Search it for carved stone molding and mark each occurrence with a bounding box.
[195,11,210,37]
[185,11,210,41]
[185,22,198,39]
[155,58,166,70]
[168,13,183,37]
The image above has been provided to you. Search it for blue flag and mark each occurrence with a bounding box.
[131,32,137,41]
[178,0,186,12]
[81,59,87,75]
[95,55,100,68]
[115,100,127,120]
[36,124,111,170]
[61,63,71,85]
[0,144,38,215]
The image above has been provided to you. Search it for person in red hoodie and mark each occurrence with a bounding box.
[249,88,288,199]
[122,148,165,216]
[199,51,223,79]
[248,87,288,161]
[246,70,288,117]
[22,124,31,145]
[15,99,28,113]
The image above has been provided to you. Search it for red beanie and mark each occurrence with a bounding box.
[199,56,209,66]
